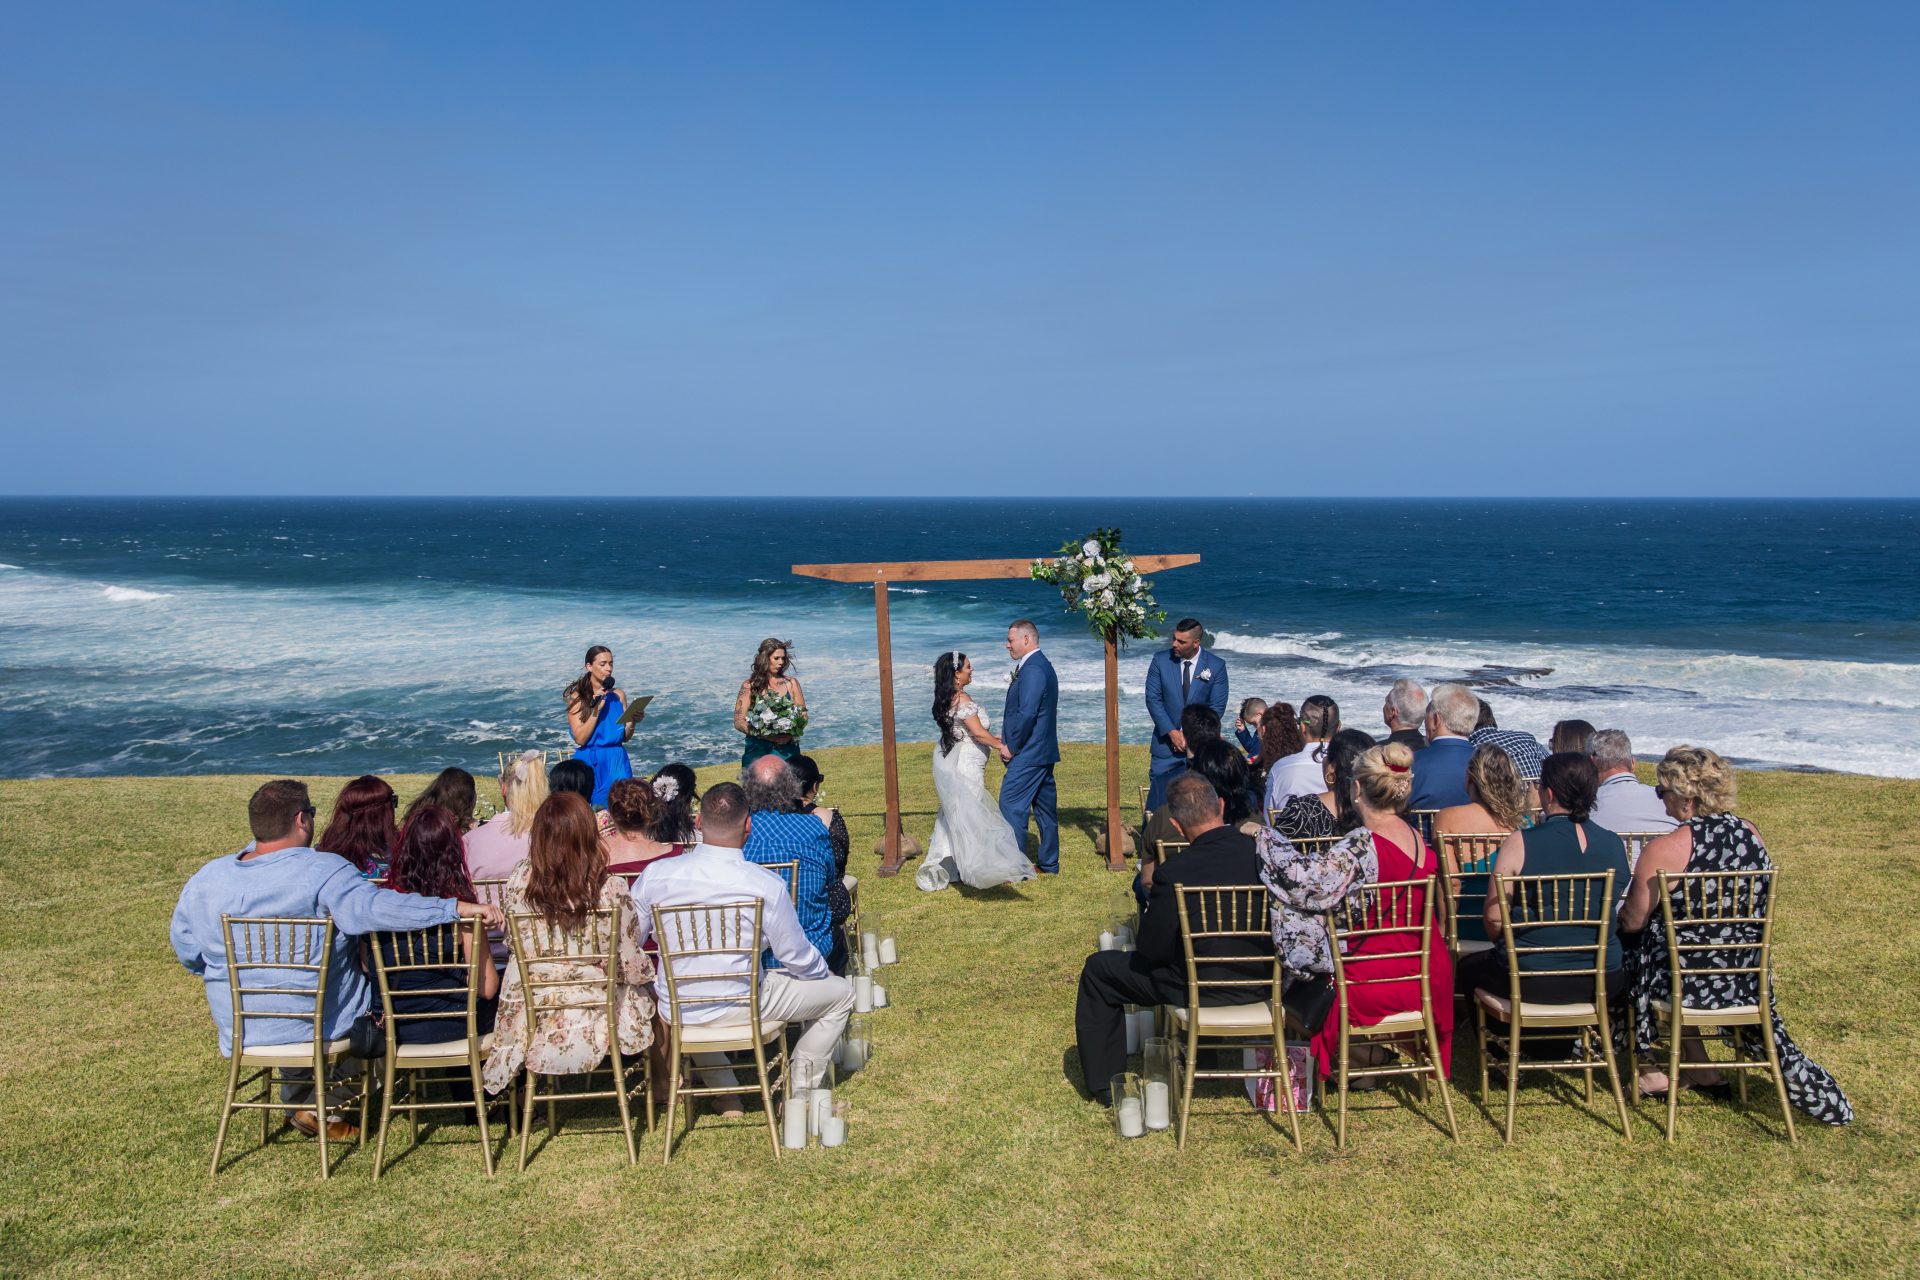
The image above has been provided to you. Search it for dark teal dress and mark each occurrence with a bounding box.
[739,681,802,768]
[574,691,633,807]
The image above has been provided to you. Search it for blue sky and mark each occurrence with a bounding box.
[2,2,1916,496]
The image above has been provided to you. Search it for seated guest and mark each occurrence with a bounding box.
[380,803,500,1043]
[1139,706,1226,864]
[1379,679,1428,751]
[1550,718,1596,756]
[1469,699,1548,782]
[316,774,402,880]
[1455,753,1629,1015]
[1258,743,1453,1079]
[1255,701,1303,817]
[171,780,499,1139]
[1617,747,1851,1122]
[481,792,656,1097]
[631,782,854,1092]
[1265,695,1340,812]
[792,753,850,876]
[740,755,844,971]
[1139,738,1253,893]
[403,767,477,832]
[1587,729,1676,834]
[1074,774,1275,1104]
[646,763,700,844]
[1270,728,1375,841]
[602,778,688,879]
[1409,684,1480,811]
[465,750,547,881]
[1234,697,1267,762]
[549,758,597,804]
[1434,745,1532,947]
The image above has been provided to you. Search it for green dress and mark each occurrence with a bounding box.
[739,680,803,768]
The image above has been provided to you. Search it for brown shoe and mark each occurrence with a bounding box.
[288,1109,360,1142]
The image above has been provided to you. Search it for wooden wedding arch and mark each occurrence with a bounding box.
[791,553,1200,872]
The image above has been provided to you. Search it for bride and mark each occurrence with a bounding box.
[917,651,1040,892]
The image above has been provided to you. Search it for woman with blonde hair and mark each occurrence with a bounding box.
[464,750,548,881]
[734,638,807,769]
[1256,740,1453,1079]
[1617,746,1851,1121]
[482,792,656,1097]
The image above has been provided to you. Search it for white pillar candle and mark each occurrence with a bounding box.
[820,1116,847,1147]
[783,1093,810,1148]
[862,946,881,969]
[843,1038,869,1070]
[874,984,889,1008]
[1124,1011,1141,1054]
[1133,1009,1156,1046]
[1116,1098,1146,1138]
[1098,930,1116,951]
[878,937,898,965]
[809,1087,834,1137]
[1144,1081,1171,1130]
[860,930,878,953]
[853,974,874,1013]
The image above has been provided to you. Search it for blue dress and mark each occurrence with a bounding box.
[574,692,633,807]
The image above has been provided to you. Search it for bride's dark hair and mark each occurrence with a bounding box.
[932,651,966,755]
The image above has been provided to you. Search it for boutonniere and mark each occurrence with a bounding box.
[1198,667,1213,681]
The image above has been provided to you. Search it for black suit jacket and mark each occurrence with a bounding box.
[1381,727,1427,752]
[1134,825,1276,1006]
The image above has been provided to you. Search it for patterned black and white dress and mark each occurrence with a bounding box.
[1621,814,1852,1125]
[1273,793,1338,842]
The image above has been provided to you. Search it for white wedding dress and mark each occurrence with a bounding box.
[917,696,1039,892]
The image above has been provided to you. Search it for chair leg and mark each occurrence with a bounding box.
[1597,1010,1633,1142]
[209,1056,244,1177]
[1582,1029,1595,1105]
[1274,1032,1302,1154]
[518,1074,538,1172]
[752,1042,782,1159]
[471,1057,496,1177]
[373,1059,397,1180]
[610,1054,638,1166]
[1757,1019,1797,1144]
[1502,1017,1521,1145]
[260,1068,274,1146]
[661,1037,682,1166]
[1665,1014,1682,1142]
[1429,1019,1459,1143]
[1475,1005,1490,1105]
[642,1052,656,1135]
[1335,1025,1351,1150]
[359,1060,372,1147]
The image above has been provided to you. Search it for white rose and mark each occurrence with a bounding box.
[1127,578,1143,594]
[1082,540,1101,558]
[1120,558,1135,574]
[1099,589,1115,606]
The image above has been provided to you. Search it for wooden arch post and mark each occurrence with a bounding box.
[792,553,1200,872]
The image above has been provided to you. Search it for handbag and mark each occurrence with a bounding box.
[347,1010,387,1059]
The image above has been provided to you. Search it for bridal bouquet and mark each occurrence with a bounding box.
[748,690,809,738]
[1030,527,1165,646]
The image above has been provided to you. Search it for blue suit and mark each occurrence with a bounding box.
[999,649,1060,874]
[1408,736,1475,812]
[1142,647,1230,811]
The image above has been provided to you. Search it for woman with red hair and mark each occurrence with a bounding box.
[316,774,401,880]
[379,804,500,1043]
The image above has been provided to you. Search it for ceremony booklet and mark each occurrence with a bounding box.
[618,694,653,726]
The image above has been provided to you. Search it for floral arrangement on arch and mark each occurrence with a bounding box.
[1030,528,1166,646]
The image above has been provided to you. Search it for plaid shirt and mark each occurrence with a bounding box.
[1470,727,1548,780]
[742,810,838,965]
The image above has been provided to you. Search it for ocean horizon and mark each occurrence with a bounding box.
[3,496,1917,781]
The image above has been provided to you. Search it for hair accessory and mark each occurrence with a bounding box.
[948,650,961,667]
[651,775,681,802]
[1387,762,1410,773]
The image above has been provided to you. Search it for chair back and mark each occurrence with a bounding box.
[1171,886,1280,1010]
[1654,869,1776,1002]
[370,918,485,1050]
[1287,834,1342,859]
[471,875,511,959]
[651,900,768,1028]
[1408,809,1441,843]
[1488,871,1617,999]
[506,904,623,1063]
[1615,831,1664,869]
[1324,878,1436,1017]
[221,915,335,1055]
[760,860,800,899]
[1154,839,1190,863]
[1434,832,1507,951]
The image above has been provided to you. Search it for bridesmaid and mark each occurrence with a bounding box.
[566,644,640,806]
[734,637,807,768]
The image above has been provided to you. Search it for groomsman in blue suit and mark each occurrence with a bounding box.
[1143,618,1230,812]
[998,618,1060,875]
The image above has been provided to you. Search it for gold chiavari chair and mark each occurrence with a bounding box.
[761,860,800,900]
[471,876,511,965]
[1154,840,1190,864]
[506,904,651,1170]
[1162,886,1302,1152]
[653,900,789,1163]
[1615,832,1664,870]
[1287,834,1342,859]
[1139,784,1153,826]
[1471,870,1632,1144]
[1640,869,1793,1143]
[1407,809,1442,844]
[210,915,372,1179]
[1434,833,1507,961]
[1321,878,1459,1149]
[369,918,508,1178]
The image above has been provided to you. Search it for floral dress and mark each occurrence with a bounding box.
[1256,826,1377,979]
[482,863,656,1096]
[1621,815,1851,1125]
[1273,793,1338,842]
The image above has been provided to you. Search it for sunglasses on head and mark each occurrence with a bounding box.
[1654,786,1669,799]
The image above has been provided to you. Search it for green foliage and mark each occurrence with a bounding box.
[1029,527,1167,648]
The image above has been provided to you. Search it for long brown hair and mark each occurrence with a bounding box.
[525,792,606,931]
[1258,701,1304,765]
[747,637,794,701]
[565,645,611,713]
[315,775,399,874]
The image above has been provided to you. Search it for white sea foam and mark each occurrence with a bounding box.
[100,585,172,602]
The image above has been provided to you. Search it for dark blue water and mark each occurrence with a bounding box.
[2,498,1917,777]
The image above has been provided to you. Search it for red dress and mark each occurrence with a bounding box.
[1310,831,1455,1078]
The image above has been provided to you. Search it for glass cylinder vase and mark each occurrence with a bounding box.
[1141,1036,1173,1131]
[1110,1073,1146,1139]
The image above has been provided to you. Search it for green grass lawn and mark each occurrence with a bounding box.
[2,744,1915,1278]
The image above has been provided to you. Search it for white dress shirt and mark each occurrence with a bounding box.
[630,841,828,1023]
[1590,772,1678,835]
[1264,744,1326,813]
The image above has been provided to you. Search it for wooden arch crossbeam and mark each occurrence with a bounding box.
[791,554,1201,871]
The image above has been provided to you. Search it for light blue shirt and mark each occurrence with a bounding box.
[170,846,457,1056]
[1590,773,1678,836]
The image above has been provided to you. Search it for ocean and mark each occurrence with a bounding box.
[2,498,1917,780]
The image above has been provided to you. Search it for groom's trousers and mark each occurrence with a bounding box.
[998,762,1058,874]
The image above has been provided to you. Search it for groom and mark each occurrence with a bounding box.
[1143,617,1230,812]
[998,618,1060,875]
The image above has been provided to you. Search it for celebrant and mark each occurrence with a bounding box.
[735,637,809,767]
[566,644,641,805]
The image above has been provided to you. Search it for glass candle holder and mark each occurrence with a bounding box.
[1113,917,1136,951]
[838,1013,872,1074]
[821,1098,850,1148]
[1110,1073,1146,1139]
[1142,1037,1173,1131]
[859,916,883,970]
[853,972,875,1013]
[782,1073,810,1149]
[1123,1003,1143,1054]
[878,926,899,965]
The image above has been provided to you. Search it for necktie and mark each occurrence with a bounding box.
[1181,659,1192,701]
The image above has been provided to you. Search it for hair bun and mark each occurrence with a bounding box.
[1380,740,1414,773]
